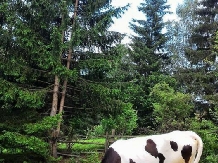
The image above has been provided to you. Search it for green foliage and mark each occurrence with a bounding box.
[124,0,172,133]
[59,0,131,138]
[190,120,218,163]
[0,131,49,160]
[118,83,143,103]
[89,125,105,136]
[150,82,194,132]
[214,31,218,51]
[129,0,171,78]
[0,79,46,108]
[0,0,68,161]
[146,74,178,91]
[93,103,137,135]
[174,0,218,110]
[24,114,61,135]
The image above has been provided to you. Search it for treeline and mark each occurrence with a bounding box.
[0,0,217,162]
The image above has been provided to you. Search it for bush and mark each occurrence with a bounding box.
[90,103,137,136]
[149,82,194,132]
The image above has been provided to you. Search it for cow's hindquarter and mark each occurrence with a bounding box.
[150,135,184,163]
[175,131,202,163]
[154,131,198,163]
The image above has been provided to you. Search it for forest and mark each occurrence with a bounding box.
[0,0,218,162]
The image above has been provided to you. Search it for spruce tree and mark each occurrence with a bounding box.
[129,0,171,78]
[175,0,218,113]
[165,0,198,72]
[0,0,64,161]
[60,0,138,138]
[128,0,171,132]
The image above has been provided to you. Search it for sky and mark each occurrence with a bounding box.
[110,0,184,43]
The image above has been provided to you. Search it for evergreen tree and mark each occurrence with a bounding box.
[129,0,171,77]
[165,0,198,72]
[0,0,65,161]
[128,0,171,133]
[60,0,131,134]
[179,0,218,94]
[175,0,218,118]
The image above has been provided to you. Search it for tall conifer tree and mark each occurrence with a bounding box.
[128,0,171,132]
[176,0,218,113]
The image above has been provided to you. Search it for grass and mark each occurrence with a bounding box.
[58,138,106,152]
[58,138,105,163]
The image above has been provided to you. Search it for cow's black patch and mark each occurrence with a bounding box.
[145,139,158,158]
[181,145,192,163]
[170,141,178,151]
[129,158,136,163]
[145,139,166,163]
[101,147,121,163]
[158,153,165,163]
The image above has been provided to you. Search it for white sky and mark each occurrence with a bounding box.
[110,0,184,43]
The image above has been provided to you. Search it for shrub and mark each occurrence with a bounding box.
[90,103,137,136]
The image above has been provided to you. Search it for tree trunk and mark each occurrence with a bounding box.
[50,76,60,157]
[49,0,79,158]
[50,76,59,116]
[49,129,59,158]
[49,9,65,160]
[56,0,78,134]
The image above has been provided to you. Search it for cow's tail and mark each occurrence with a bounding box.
[189,131,203,163]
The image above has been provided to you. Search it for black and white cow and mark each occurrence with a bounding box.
[101,130,203,163]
